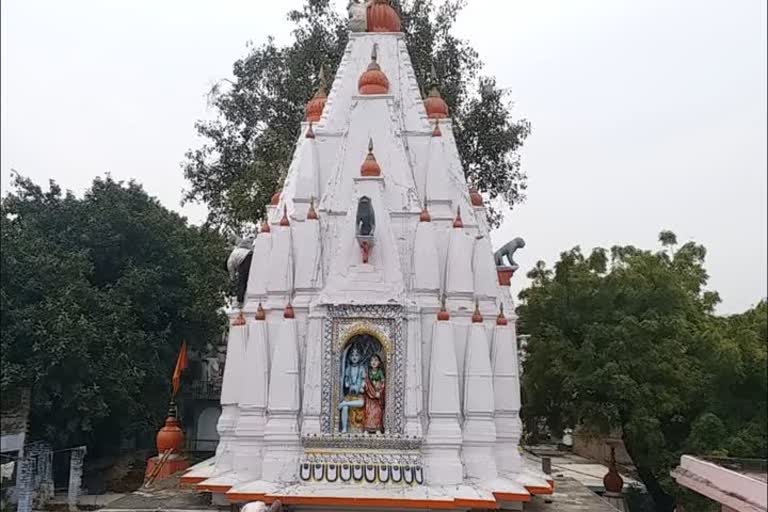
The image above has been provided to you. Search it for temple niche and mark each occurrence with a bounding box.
[337,333,386,434]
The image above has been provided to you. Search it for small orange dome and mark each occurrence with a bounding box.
[368,0,401,32]
[255,303,266,321]
[472,301,484,323]
[361,138,382,177]
[453,206,464,229]
[305,66,327,122]
[284,302,295,319]
[156,411,184,454]
[306,122,316,139]
[419,205,431,222]
[437,298,450,321]
[469,187,483,207]
[359,44,389,95]
[260,220,271,234]
[496,304,508,326]
[307,197,318,220]
[279,205,290,226]
[270,190,281,206]
[424,86,449,119]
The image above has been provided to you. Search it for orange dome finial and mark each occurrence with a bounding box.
[420,196,432,222]
[472,300,484,323]
[453,206,464,229]
[305,64,327,122]
[469,187,483,207]
[260,219,271,234]
[270,189,281,206]
[307,197,318,220]
[279,204,290,226]
[432,119,442,137]
[358,44,390,95]
[437,294,450,321]
[496,304,509,326]
[361,138,382,177]
[284,301,295,319]
[255,302,266,321]
[306,121,316,139]
[368,0,401,32]
[424,63,449,119]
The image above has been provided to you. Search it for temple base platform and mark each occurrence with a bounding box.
[183,459,554,511]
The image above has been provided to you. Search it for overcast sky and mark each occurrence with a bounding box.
[2,0,766,314]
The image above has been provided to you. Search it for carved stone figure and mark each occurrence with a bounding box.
[356,197,376,264]
[347,0,371,32]
[363,354,385,433]
[494,237,526,272]
[226,235,255,307]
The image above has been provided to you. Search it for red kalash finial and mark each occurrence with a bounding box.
[280,204,290,227]
[284,301,295,319]
[360,138,382,177]
[472,300,484,323]
[260,219,271,234]
[270,190,281,206]
[358,44,390,95]
[307,197,319,220]
[419,197,432,222]
[453,206,464,229]
[424,63,449,119]
[496,304,509,326]
[367,0,402,32]
[305,65,327,123]
[469,187,483,207]
[437,294,450,321]
[255,303,266,321]
[306,121,316,139]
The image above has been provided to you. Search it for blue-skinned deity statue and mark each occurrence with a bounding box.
[338,346,366,433]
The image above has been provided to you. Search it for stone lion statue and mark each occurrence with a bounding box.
[494,237,526,271]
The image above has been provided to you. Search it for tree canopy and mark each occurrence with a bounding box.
[517,232,767,512]
[183,0,530,229]
[0,174,229,454]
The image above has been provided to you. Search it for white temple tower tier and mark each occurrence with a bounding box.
[492,315,524,476]
[462,309,499,481]
[261,310,301,483]
[423,310,464,485]
[232,313,270,481]
[214,313,247,474]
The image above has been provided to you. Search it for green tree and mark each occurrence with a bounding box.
[1,174,229,454]
[183,0,530,229]
[517,233,767,512]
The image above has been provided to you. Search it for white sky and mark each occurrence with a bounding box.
[2,0,766,314]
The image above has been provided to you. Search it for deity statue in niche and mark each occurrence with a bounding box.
[337,334,386,433]
[363,354,385,433]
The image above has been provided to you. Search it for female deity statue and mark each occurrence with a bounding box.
[362,354,385,433]
[337,347,365,433]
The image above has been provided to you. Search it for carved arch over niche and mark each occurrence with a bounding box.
[321,305,405,435]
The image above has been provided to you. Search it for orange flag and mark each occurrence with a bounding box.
[172,340,188,396]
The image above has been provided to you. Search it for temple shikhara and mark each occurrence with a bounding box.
[180,1,550,509]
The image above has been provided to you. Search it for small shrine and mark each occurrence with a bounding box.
[181,1,548,509]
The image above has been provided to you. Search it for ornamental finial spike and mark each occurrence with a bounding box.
[371,43,379,62]
[368,137,374,153]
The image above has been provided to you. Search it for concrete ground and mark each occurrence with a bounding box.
[526,476,618,512]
